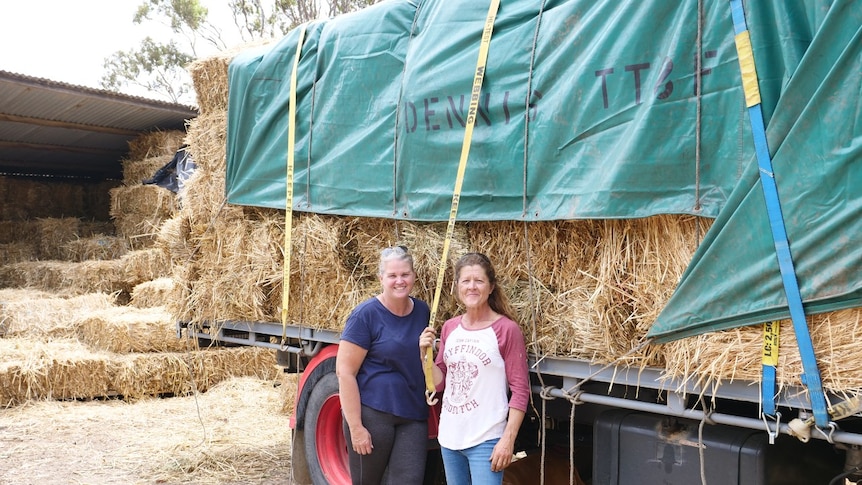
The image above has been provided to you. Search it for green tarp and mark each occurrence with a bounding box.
[225,0,861,340]
[226,0,751,219]
[649,0,862,341]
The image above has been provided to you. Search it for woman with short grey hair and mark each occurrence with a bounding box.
[337,246,431,484]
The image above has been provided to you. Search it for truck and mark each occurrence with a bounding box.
[177,0,862,483]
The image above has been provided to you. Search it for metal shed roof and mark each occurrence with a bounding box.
[0,70,198,180]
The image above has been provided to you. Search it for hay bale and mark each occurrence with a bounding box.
[120,248,171,288]
[279,372,299,416]
[82,180,121,221]
[469,220,601,358]
[0,261,74,292]
[122,154,175,186]
[109,184,177,249]
[36,217,80,260]
[183,111,228,177]
[186,39,272,115]
[469,220,582,289]
[75,306,190,354]
[0,260,129,296]
[0,261,28,288]
[0,289,116,338]
[0,178,86,219]
[187,54,232,115]
[173,206,281,325]
[71,260,130,295]
[467,217,707,366]
[0,338,277,407]
[0,338,113,407]
[0,250,167,300]
[0,220,39,244]
[127,130,187,161]
[78,220,116,237]
[155,215,193,263]
[130,277,178,308]
[659,308,862,395]
[108,347,279,400]
[503,278,583,357]
[281,213,373,330]
[0,242,37,264]
[62,235,128,261]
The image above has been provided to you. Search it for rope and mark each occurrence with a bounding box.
[291,29,315,481]
[392,4,423,217]
[569,401,576,485]
[540,396,548,485]
[563,338,654,394]
[694,0,704,244]
[523,0,547,219]
[177,197,228,455]
[829,465,862,485]
[698,406,713,485]
[694,0,703,216]
[523,0,547,368]
[522,2,551,466]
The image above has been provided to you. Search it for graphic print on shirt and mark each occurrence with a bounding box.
[447,360,479,405]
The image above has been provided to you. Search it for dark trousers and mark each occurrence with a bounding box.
[343,405,428,485]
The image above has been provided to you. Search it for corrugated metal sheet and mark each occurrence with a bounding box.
[0,70,198,179]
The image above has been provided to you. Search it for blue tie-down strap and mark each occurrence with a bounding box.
[729,0,829,428]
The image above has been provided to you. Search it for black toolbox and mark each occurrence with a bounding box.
[592,409,844,484]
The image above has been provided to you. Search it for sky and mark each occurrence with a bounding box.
[0,0,239,102]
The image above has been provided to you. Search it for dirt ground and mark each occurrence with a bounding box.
[0,376,299,485]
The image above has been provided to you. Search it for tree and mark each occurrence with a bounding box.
[100,0,378,105]
[230,0,378,43]
[101,38,195,104]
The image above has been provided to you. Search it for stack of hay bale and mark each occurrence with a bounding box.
[0,130,279,408]
[169,47,862,400]
[174,52,701,367]
[170,57,688,364]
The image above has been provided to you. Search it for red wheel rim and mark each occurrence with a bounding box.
[315,393,349,484]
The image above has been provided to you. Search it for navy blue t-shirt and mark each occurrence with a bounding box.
[340,296,430,421]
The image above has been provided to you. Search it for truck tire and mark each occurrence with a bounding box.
[304,371,350,484]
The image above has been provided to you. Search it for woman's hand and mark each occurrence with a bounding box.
[489,438,515,472]
[419,327,437,352]
[350,425,374,455]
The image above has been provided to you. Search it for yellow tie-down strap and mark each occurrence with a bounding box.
[761,320,779,367]
[734,30,761,108]
[281,24,307,346]
[424,0,500,405]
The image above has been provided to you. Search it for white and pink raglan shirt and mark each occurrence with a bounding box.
[434,314,530,451]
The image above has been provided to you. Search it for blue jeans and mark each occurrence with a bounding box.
[440,438,503,485]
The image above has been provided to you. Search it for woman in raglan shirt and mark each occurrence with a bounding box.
[419,252,530,485]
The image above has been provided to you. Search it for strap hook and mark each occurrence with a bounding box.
[761,411,781,445]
